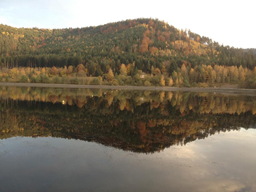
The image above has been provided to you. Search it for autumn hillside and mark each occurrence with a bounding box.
[1,18,255,71]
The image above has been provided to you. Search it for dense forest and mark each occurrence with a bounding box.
[1,87,256,153]
[0,18,256,87]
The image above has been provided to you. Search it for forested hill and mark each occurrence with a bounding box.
[0,18,256,73]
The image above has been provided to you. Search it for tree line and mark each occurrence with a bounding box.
[0,62,255,88]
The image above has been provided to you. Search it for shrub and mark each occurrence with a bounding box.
[77,70,86,77]
[35,76,42,83]
[20,75,28,83]
[191,82,197,87]
[82,79,89,85]
[79,77,89,85]
[120,75,132,85]
[52,76,61,84]
[198,83,208,88]
[150,76,160,85]
[133,74,140,81]
[30,76,37,83]
[61,76,70,84]
[34,75,50,83]
[35,75,41,83]
[184,78,191,87]
[241,77,256,89]
[90,78,100,85]
[41,75,50,83]
[144,80,151,86]
[111,79,119,85]
[102,81,111,85]
[136,80,144,86]
[70,78,79,84]
[116,77,124,85]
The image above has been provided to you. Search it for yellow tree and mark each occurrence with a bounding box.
[229,66,239,82]
[160,75,165,86]
[181,64,188,76]
[222,68,228,83]
[60,66,67,77]
[204,65,215,83]
[154,68,161,76]
[215,66,222,83]
[168,77,174,86]
[178,72,184,85]
[50,66,59,75]
[67,66,73,75]
[238,65,245,81]
[126,64,132,75]
[161,64,167,75]
[107,68,114,81]
[151,66,155,75]
[210,70,217,83]
[172,71,178,85]
[120,64,127,75]
[76,64,85,73]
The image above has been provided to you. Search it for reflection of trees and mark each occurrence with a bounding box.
[0,87,256,153]
[1,87,256,115]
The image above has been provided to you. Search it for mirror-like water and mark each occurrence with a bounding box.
[0,86,256,192]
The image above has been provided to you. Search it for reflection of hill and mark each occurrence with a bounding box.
[0,88,256,153]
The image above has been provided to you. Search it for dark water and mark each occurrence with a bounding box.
[0,86,256,192]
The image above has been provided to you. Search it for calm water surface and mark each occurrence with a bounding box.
[0,86,256,192]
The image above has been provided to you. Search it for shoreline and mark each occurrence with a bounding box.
[0,82,256,95]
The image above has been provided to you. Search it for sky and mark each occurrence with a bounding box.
[0,0,255,48]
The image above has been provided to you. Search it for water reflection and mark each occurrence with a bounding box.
[1,86,256,191]
[1,129,256,192]
[0,86,256,153]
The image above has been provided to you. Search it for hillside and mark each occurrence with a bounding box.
[1,18,256,73]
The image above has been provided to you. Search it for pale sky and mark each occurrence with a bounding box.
[0,0,255,48]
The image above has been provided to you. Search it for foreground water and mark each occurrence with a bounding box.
[0,86,256,192]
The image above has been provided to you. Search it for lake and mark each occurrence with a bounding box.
[0,86,256,192]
